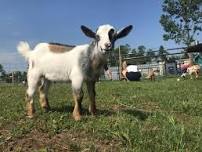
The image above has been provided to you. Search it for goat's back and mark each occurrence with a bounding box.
[27,43,89,81]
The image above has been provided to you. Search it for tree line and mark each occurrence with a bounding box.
[0,64,27,83]
[107,44,180,66]
[108,0,202,66]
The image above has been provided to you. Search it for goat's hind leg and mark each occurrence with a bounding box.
[38,78,51,112]
[26,73,40,118]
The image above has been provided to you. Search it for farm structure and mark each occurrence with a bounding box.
[103,43,202,80]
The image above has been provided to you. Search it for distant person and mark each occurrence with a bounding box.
[180,62,191,78]
[121,61,141,81]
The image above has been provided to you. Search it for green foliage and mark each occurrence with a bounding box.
[158,45,168,61]
[0,64,6,80]
[137,45,146,56]
[146,49,156,62]
[160,0,202,46]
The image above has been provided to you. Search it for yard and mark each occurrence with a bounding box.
[0,78,202,151]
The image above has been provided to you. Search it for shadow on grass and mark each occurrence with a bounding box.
[49,105,151,120]
[122,109,152,120]
[49,105,73,113]
[50,105,115,117]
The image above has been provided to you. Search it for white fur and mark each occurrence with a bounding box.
[18,42,90,92]
[17,24,132,119]
[17,25,116,97]
[96,24,114,53]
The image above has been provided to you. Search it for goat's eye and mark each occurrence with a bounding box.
[95,35,100,41]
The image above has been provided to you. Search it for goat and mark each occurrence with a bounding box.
[17,24,133,120]
[146,69,159,81]
[187,64,200,79]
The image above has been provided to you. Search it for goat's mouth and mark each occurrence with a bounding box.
[100,47,112,53]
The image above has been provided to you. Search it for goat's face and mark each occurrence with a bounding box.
[81,24,133,54]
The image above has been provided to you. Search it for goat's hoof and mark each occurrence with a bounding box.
[26,114,34,118]
[26,110,35,118]
[73,114,81,121]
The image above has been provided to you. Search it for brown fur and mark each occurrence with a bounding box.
[187,64,200,79]
[48,44,75,53]
[38,79,50,111]
[38,90,50,112]
[25,94,35,118]
[72,90,83,121]
[146,69,159,81]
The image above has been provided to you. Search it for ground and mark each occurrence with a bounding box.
[0,77,202,151]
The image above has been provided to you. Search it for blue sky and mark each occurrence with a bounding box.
[0,0,201,71]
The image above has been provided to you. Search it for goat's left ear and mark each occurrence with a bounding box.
[115,25,133,40]
[81,25,96,39]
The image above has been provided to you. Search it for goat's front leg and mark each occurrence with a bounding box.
[86,81,96,115]
[72,89,83,121]
[72,77,83,121]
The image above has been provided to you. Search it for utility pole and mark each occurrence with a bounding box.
[118,45,122,80]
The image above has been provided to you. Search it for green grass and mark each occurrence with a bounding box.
[0,78,202,151]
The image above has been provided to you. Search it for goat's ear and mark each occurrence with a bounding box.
[115,25,133,40]
[81,25,96,39]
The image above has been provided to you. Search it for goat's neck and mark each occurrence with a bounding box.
[89,41,106,70]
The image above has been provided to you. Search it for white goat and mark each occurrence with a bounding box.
[17,24,133,120]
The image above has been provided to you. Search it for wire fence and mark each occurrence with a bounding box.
[0,45,199,82]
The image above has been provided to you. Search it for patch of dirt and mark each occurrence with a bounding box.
[0,129,121,152]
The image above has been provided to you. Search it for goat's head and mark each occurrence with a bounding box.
[81,24,133,53]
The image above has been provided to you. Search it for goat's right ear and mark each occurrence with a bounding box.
[81,25,96,39]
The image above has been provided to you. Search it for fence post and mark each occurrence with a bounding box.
[118,46,122,80]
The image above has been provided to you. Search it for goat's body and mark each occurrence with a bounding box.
[22,42,105,82]
[187,65,200,79]
[17,24,132,120]
[18,41,106,120]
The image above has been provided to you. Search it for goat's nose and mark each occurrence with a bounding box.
[105,42,111,49]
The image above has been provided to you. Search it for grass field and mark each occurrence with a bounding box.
[0,78,202,151]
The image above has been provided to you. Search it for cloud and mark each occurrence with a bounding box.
[0,52,27,72]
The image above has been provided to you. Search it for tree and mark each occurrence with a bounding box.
[160,0,202,64]
[127,48,137,58]
[108,44,131,66]
[146,49,156,62]
[137,45,146,56]
[0,64,6,81]
[0,64,4,73]
[158,45,168,61]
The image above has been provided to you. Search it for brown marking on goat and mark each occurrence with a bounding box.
[25,94,35,118]
[38,85,50,112]
[72,90,83,121]
[48,43,75,53]
[187,64,200,79]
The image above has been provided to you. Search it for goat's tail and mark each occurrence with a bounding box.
[17,41,31,60]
